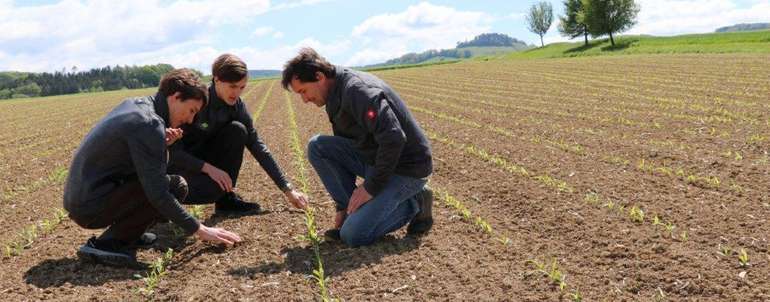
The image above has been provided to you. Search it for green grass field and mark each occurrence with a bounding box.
[499,30,770,60]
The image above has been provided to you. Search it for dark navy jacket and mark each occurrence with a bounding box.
[170,84,290,191]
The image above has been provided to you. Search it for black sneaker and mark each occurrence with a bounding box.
[407,187,433,235]
[215,192,261,215]
[77,236,139,268]
[130,232,157,247]
[324,229,341,242]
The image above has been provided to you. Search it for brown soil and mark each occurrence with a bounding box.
[1,55,769,301]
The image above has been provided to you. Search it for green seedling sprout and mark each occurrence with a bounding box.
[738,248,749,267]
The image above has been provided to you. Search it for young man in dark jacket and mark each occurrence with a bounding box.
[281,48,434,247]
[169,54,307,214]
[64,68,242,268]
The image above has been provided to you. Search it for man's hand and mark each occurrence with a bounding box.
[195,224,242,246]
[165,128,183,146]
[202,163,233,192]
[347,185,372,215]
[334,210,347,229]
[284,189,309,209]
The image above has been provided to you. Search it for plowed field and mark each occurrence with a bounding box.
[1,54,769,301]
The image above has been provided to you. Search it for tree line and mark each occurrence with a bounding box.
[0,64,188,100]
[526,0,640,47]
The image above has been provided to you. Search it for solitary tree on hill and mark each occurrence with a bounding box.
[558,0,590,46]
[581,0,640,47]
[526,1,554,47]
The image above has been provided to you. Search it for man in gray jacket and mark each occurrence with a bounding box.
[282,48,433,247]
[64,68,241,268]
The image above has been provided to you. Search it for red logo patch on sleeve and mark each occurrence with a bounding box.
[366,109,376,120]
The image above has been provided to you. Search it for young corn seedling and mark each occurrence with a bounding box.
[475,217,493,234]
[528,258,567,291]
[189,205,205,220]
[3,245,13,258]
[628,206,645,223]
[664,222,676,236]
[738,248,749,267]
[679,231,688,242]
[584,192,600,205]
[570,290,583,302]
[21,224,38,248]
[40,208,68,234]
[171,205,206,239]
[49,166,69,183]
[40,219,55,233]
[718,244,733,257]
[138,248,174,297]
[496,236,512,245]
[616,204,626,216]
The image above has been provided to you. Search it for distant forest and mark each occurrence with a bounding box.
[716,23,770,33]
[0,64,188,100]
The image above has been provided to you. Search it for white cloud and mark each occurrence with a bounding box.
[173,37,353,72]
[508,12,527,21]
[346,2,493,66]
[271,0,331,11]
[252,26,285,39]
[0,0,271,72]
[630,0,770,35]
[253,26,277,37]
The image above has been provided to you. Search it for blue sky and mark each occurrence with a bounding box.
[0,0,768,73]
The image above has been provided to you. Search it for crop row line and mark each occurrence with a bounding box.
[1,166,69,204]
[251,81,275,120]
[412,103,749,195]
[434,187,582,301]
[430,64,768,113]
[426,130,573,193]
[284,91,335,302]
[424,127,697,244]
[392,77,747,132]
[135,205,204,298]
[2,208,68,258]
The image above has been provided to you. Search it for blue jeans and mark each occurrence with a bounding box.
[307,134,427,247]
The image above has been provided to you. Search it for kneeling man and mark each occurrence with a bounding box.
[282,48,434,247]
[64,68,241,267]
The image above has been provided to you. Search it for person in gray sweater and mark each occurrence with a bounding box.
[281,48,433,247]
[64,68,241,268]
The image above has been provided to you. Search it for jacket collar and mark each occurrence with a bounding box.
[325,66,343,118]
[208,81,232,109]
[152,92,171,127]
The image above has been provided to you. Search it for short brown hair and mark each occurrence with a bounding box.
[212,53,248,82]
[281,47,335,90]
[158,68,208,106]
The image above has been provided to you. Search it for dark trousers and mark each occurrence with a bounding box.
[172,121,247,204]
[69,175,188,243]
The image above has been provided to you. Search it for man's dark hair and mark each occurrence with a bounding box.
[212,53,248,82]
[158,68,208,107]
[281,47,336,90]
